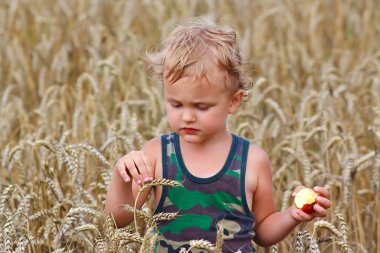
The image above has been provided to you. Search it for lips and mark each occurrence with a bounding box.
[182,128,198,134]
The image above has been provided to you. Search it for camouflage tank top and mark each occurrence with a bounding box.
[154,133,256,253]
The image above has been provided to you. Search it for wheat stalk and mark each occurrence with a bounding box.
[151,212,178,224]
[14,235,30,253]
[72,144,112,168]
[14,193,35,219]
[0,185,15,214]
[134,179,181,234]
[139,227,157,253]
[123,204,150,223]
[296,142,312,187]
[1,145,10,170]
[138,179,182,193]
[342,157,354,205]
[74,224,100,233]
[29,209,53,221]
[112,231,143,244]
[214,225,224,253]
[7,145,23,163]
[67,207,103,217]
[3,216,14,252]
[294,231,304,253]
[95,237,108,253]
[46,178,64,202]
[314,220,343,238]
[188,239,215,252]
[299,231,320,253]
[0,1,379,252]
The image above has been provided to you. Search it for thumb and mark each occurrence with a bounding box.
[292,185,306,198]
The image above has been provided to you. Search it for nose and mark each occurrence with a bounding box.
[181,108,196,122]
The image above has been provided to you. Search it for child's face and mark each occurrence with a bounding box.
[163,67,243,144]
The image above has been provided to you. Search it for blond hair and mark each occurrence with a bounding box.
[146,18,252,95]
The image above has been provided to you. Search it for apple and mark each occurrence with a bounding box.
[294,188,318,213]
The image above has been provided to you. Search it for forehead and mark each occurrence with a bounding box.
[163,63,227,88]
[163,70,230,101]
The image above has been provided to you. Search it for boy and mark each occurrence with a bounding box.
[105,18,331,252]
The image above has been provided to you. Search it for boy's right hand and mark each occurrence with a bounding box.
[115,151,154,185]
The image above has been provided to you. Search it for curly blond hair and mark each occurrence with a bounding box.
[146,17,252,95]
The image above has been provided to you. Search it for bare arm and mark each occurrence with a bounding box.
[248,146,331,247]
[104,137,160,228]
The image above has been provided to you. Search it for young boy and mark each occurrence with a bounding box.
[105,18,331,252]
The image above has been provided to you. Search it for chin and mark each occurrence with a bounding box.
[180,133,204,143]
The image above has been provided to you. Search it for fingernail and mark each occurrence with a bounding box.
[137,180,141,185]
[144,177,150,182]
[125,177,130,182]
[149,177,153,181]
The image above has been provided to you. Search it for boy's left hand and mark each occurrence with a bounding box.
[290,186,331,222]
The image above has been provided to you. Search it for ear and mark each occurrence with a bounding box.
[228,90,244,114]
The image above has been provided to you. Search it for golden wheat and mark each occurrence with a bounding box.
[0,0,379,252]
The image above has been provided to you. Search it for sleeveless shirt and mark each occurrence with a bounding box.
[154,133,256,253]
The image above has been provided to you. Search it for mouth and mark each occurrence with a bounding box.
[182,128,198,134]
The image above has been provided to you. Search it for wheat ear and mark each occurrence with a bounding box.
[187,239,215,252]
[134,179,181,234]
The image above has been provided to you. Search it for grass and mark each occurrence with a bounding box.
[0,0,379,252]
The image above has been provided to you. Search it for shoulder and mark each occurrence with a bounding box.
[142,136,162,158]
[245,144,272,190]
[236,135,270,171]
[143,133,175,149]
[246,144,271,170]
[141,136,162,166]
[141,136,163,178]
[142,136,161,150]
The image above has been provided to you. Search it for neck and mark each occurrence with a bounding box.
[179,130,232,152]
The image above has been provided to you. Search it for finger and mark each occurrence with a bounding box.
[295,209,313,222]
[132,154,151,183]
[313,186,330,198]
[312,204,327,217]
[115,159,130,182]
[125,159,143,185]
[140,152,154,182]
[292,185,306,197]
[316,196,331,209]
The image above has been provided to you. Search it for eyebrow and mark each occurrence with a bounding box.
[167,98,213,105]
[166,98,181,103]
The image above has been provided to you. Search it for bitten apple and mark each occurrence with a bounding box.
[294,188,318,213]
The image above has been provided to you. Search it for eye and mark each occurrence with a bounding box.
[197,104,210,111]
[171,102,182,108]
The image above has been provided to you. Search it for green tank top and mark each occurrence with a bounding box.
[154,133,256,252]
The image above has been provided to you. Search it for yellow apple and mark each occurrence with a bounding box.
[294,188,318,213]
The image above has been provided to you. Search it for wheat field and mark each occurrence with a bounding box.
[0,0,379,252]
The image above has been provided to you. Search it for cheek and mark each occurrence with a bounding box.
[198,112,224,127]
[166,109,178,127]
[209,111,228,128]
